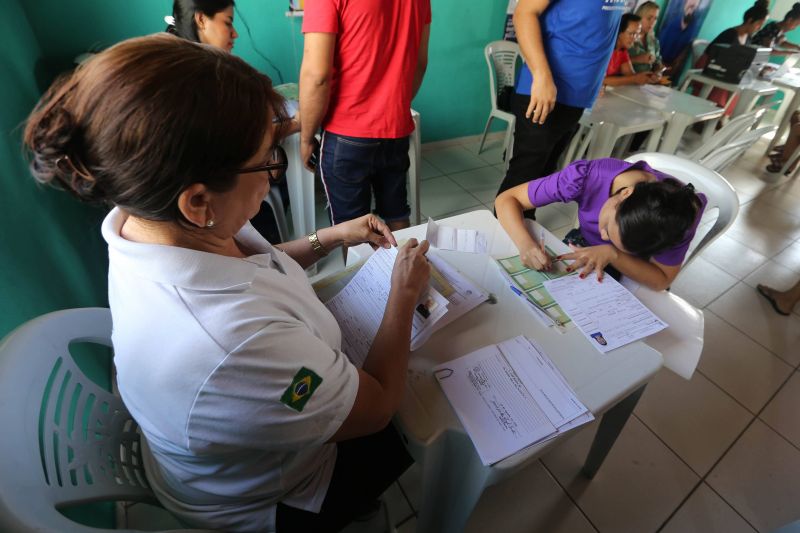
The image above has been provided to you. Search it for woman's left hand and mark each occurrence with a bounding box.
[557,244,619,282]
[334,214,397,249]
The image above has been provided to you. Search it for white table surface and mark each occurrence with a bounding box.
[683,71,777,118]
[607,85,723,154]
[581,93,666,158]
[346,209,680,532]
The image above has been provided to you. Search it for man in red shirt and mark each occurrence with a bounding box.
[300,0,431,231]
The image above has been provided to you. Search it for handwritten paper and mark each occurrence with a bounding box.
[543,274,667,353]
[324,247,487,367]
[433,336,592,465]
[426,217,488,254]
[325,247,447,367]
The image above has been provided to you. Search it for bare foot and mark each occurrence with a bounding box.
[757,284,794,316]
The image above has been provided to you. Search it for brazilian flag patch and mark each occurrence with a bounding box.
[280,367,323,412]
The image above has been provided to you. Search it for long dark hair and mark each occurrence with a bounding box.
[743,0,769,23]
[618,13,642,35]
[616,178,702,258]
[24,34,287,222]
[784,2,800,22]
[166,0,235,42]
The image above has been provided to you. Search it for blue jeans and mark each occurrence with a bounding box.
[318,131,410,225]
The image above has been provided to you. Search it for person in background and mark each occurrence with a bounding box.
[691,1,769,111]
[758,278,800,316]
[707,0,768,48]
[752,2,800,51]
[166,0,238,52]
[495,0,624,218]
[604,13,660,86]
[629,1,664,74]
[24,34,431,532]
[495,158,706,291]
[167,0,298,244]
[299,0,431,231]
[767,111,800,172]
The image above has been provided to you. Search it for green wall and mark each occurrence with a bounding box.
[19,0,506,142]
[0,0,108,338]
[696,0,772,41]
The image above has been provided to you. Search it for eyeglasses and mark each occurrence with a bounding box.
[237,145,288,184]
[624,30,641,37]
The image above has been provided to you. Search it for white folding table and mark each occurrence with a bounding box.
[344,210,701,533]
[567,93,665,161]
[607,85,724,154]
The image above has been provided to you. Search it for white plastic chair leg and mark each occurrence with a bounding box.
[502,117,515,163]
[478,115,494,154]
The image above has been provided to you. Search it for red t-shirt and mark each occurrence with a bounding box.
[303,0,431,138]
[606,49,630,76]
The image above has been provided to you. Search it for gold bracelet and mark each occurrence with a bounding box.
[307,231,328,257]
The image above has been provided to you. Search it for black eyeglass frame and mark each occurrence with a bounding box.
[237,145,288,184]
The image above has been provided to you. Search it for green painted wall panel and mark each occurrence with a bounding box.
[0,0,108,338]
[19,0,506,142]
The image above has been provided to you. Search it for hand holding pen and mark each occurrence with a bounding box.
[519,228,553,271]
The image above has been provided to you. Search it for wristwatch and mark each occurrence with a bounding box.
[307,231,328,257]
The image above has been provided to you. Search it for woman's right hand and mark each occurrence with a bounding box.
[520,244,552,271]
[391,239,431,300]
[633,72,655,85]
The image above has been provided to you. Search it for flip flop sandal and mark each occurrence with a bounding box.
[766,162,784,173]
[757,285,791,316]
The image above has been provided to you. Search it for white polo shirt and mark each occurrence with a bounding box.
[102,208,359,532]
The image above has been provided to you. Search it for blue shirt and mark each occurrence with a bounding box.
[515,0,624,109]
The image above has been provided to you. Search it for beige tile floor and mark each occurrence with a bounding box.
[125,134,800,532]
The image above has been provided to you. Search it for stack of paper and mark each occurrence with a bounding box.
[324,247,488,367]
[433,336,593,465]
[425,218,488,254]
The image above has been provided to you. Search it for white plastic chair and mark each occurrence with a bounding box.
[409,109,422,224]
[686,105,768,161]
[0,308,209,533]
[263,187,289,243]
[691,39,710,64]
[698,125,777,172]
[477,41,520,163]
[623,154,739,379]
[625,153,739,271]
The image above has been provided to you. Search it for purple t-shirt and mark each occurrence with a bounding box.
[527,158,707,266]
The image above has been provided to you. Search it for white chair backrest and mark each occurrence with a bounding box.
[625,153,739,270]
[0,308,211,533]
[698,125,776,172]
[688,107,767,161]
[484,40,520,111]
[692,39,710,63]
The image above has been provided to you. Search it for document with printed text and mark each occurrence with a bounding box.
[543,274,668,353]
[433,336,593,465]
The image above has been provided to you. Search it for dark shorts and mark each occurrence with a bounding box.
[275,423,413,532]
[318,131,411,225]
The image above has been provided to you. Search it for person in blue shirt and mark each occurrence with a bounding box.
[495,0,624,217]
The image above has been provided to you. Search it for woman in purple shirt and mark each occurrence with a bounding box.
[495,158,706,291]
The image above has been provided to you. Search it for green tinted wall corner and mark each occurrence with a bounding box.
[0,0,108,339]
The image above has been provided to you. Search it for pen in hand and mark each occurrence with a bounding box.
[540,228,551,271]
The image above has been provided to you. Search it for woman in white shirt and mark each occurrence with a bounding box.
[24,34,429,532]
